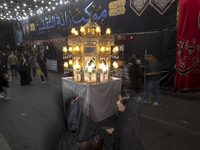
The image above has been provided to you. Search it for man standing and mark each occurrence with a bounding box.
[141,54,161,106]
[37,53,49,83]
[8,51,19,76]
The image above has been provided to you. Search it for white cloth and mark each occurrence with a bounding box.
[62,77,122,122]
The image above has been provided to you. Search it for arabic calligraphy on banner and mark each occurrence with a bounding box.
[22,0,177,40]
[109,0,126,17]
[35,1,107,35]
[175,0,200,90]
[177,39,200,76]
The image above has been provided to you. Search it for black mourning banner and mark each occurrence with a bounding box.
[22,0,177,40]
[123,30,177,71]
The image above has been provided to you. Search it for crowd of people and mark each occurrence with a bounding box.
[0,50,49,100]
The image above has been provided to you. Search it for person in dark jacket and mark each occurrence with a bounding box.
[57,96,113,150]
[37,53,49,83]
[107,90,139,150]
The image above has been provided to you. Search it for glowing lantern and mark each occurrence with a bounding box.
[80,26,85,32]
[113,61,118,69]
[75,30,79,35]
[63,46,67,53]
[64,62,69,68]
[71,28,76,34]
[69,60,73,65]
[69,47,72,52]
[96,26,100,33]
[106,28,111,35]
[75,46,80,52]
[101,46,105,53]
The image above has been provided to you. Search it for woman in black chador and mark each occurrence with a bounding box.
[107,90,139,150]
[57,96,113,150]
[18,56,32,85]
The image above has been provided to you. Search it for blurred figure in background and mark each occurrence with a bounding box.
[8,51,19,77]
[37,53,49,83]
[141,54,161,106]
[29,54,37,78]
[2,73,12,100]
[18,56,32,85]
[114,59,130,90]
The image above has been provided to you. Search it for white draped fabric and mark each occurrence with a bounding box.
[62,77,122,122]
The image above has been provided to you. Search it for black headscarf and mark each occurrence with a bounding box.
[58,97,114,150]
[66,98,99,142]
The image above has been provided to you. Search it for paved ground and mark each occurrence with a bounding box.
[0,72,65,150]
[0,71,200,150]
[139,92,200,150]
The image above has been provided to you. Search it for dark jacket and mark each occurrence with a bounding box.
[2,77,9,87]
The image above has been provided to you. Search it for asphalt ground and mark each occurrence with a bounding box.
[0,71,200,150]
[0,72,65,150]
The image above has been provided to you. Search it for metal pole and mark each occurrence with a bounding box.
[144,49,147,87]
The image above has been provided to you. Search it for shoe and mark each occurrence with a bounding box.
[143,100,151,104]
[42,81,45,83]
[4,97,10,101]
[0,95,4,98]
[153,102,161,106]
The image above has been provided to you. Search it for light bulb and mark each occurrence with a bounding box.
[63,46,67,53]
[64,62,69,68]
[71,28,75,34]
[80,26,85,32]
[106,28,111,35]
[113,61,118,69]
[69,60,73,65]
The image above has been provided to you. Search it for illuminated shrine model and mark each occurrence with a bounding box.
[63,17,119,83]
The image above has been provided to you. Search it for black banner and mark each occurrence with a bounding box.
[123,30,177,71]
[22,0,177,40]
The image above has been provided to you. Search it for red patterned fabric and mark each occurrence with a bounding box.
[175,0,200,90]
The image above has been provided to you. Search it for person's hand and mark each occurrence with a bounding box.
[106,128,114,134]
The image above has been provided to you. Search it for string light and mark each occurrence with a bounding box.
[0,0,71,20]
